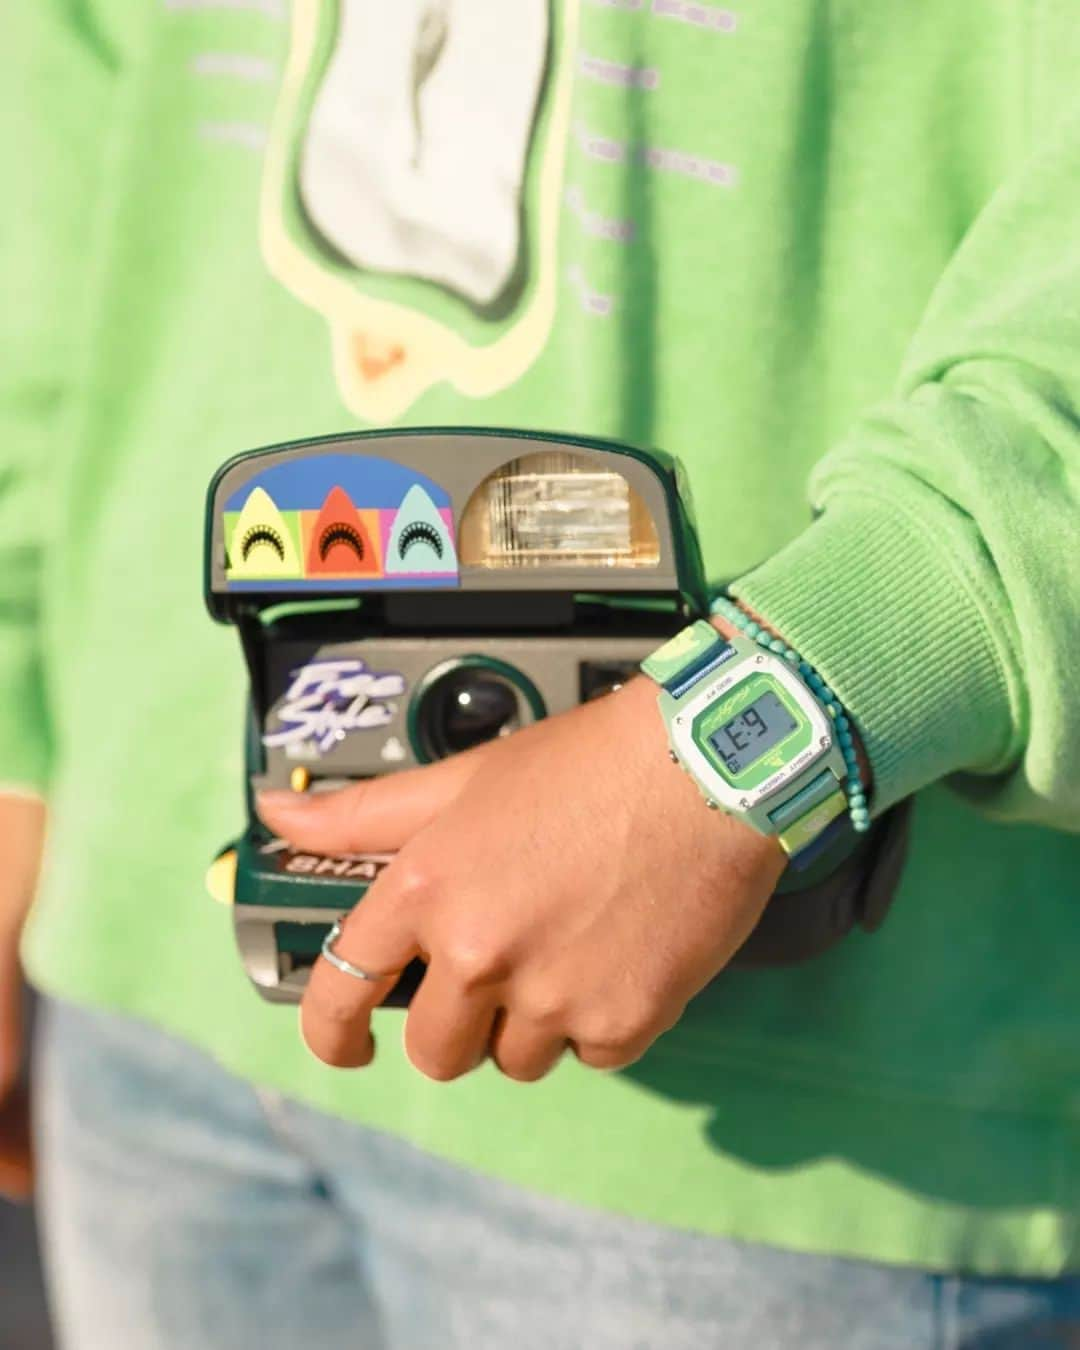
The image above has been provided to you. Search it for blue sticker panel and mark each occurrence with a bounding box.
[223,453,451,512]
[223,452,459,590]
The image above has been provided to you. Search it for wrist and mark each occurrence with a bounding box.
[620,668,787,876]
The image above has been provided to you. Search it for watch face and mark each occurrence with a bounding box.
[691,671,813,792]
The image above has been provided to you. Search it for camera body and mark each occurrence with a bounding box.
[205,428,706,1004]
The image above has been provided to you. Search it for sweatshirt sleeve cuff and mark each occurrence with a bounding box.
[0,621,50,798]
[730,497,1019,813]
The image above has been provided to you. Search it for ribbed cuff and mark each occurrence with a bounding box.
[0,620,51,797]
[731,498,1016,813]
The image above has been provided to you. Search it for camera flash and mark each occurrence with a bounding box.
[459,451,660,570]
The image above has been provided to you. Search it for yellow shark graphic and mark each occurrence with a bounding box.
[227,487,303,579]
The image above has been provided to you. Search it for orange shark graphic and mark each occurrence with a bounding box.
[305,485,381,576]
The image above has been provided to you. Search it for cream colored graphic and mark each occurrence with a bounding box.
[261,0,578,421]
[301,0,546,307]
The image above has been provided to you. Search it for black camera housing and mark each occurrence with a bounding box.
[206,428,709,1002]
[205,428,906,1005]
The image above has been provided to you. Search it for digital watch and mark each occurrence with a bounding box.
[642,620,851,868]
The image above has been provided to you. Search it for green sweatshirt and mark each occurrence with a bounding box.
[4,0,1080,1278]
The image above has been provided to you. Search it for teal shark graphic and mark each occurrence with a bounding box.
[385,484,458,576]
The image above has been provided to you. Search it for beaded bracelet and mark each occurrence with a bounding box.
[709,593,871,835]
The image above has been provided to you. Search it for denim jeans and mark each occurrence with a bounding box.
[32,999,1080,1350]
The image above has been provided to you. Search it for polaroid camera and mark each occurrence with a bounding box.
[205,429,909,1005]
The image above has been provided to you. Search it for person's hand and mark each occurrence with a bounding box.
[0,794,46,1201]
[257,662,787,1083]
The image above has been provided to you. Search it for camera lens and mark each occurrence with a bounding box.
[426,671,520,756]
[411,660,545,762]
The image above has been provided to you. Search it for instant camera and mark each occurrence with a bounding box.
[205,429,909,1005]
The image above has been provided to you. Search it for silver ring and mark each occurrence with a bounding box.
[320,920,397,983]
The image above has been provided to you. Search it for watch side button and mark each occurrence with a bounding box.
[705,798,720,810]
[668,749,679,763]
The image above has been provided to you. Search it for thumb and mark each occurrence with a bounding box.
[257,750,480,855]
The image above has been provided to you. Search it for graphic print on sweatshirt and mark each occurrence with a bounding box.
[261,0,578,420]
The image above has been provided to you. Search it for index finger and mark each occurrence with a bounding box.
[257,742,482,856]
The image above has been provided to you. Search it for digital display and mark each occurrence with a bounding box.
[707,690,799,777]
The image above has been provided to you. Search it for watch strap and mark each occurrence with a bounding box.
[775,785,848,859]
[639,620,737,700]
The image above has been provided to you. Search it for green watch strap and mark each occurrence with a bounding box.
[776,787,848,857]
[640,620,736,700]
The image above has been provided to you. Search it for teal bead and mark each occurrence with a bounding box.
[848,775,863,793]
[768,637,786,654]
[835,713,850,731]
[819,683,834,702]
[783,649,799,665]
[838,730,853,748]
[745,620,761,638]
[853,817,871,833]
[799,661,814,678]
[849,792,867,809]
[851,806,870,824]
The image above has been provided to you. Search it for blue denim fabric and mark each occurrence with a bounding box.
[31,999,1080,1350]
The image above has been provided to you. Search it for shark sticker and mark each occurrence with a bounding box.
[306,486,381,576]
[227,487,303,579]
[384,484,458,576]
[223,451,458,590]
